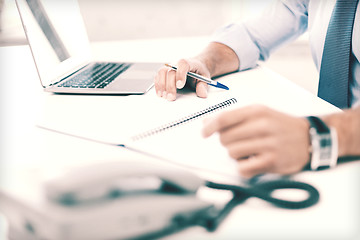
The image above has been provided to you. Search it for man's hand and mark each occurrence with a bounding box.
[202,105,311,178]
[154,58,210,101]
[154,42,239,101]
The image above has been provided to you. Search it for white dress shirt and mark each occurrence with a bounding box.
[212,0,360,108]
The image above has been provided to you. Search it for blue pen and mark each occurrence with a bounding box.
[165,64,229,90]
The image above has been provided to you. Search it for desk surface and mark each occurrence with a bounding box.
[1,38,360,240]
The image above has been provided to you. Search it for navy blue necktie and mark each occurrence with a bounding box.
[318,0,359,109]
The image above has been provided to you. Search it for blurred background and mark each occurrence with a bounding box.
[0,0,318,93]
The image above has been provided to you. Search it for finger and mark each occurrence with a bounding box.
[219,118,268,145]
[176,59,191,89]
[165,69,177,101]
[226,137,269,160]
[202,105,269,138]
[195,81,209,98]
[237,154,273,179]
[155,67,168,97]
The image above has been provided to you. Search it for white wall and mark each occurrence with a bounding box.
[0,0,271,44]
[77,0,317,92]
[78,0,272,42]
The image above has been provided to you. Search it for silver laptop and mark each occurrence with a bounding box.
[15,0,162,94]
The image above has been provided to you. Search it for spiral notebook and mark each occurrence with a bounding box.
[123,97,240,178]
[39,97,240,178]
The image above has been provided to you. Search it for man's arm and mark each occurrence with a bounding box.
[213,0,309,71]
[323,106,360,157]
[154,0,310,101]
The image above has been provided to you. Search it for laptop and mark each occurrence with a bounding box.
[15,0,163,94]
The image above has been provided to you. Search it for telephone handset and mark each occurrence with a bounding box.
[45,161,205,205]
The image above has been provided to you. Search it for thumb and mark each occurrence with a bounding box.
[196,81,209,98]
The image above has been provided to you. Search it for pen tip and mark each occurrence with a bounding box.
[217,82,229,90]
[164,63,171,68]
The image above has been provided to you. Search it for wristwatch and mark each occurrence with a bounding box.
[306,116,338,171]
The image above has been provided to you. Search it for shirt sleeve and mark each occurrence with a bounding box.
[211,0,310,71]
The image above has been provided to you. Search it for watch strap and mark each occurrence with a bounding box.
[307,116,329,134]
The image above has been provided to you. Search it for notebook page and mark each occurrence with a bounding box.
[124,98,241,178]
[37,87,232,144]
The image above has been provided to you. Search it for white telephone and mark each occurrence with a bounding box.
[6,161,319,240]
[8,161,216,240]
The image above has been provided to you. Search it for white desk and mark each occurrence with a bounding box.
[1,38,359,240]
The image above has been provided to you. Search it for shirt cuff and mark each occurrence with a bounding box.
[211,23,260,71]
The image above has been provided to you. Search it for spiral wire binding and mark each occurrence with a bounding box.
[131,98,237,141]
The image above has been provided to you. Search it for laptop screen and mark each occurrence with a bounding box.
[16,0,91,87]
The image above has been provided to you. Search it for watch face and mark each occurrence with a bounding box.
[309,127,338,171]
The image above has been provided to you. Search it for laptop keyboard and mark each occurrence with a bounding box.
[57,63,131,88]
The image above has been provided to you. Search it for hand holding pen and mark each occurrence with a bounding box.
[154,59,229,101]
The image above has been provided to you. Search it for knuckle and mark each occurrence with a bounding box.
[167,87,176,95]
[177,59,189,68]
[255,117,273,134]
[263,154,277,170]
[252,104,270,116]
[167,68,176,78]
[258,118,270,129]
[158,66,168,75]
[227,147,238,159]
[254,104,265,111]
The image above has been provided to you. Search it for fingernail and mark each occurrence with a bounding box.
[156,90,162,97]
[162,91,167,98]
[176,80,183,89]
[167,93,175,101]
